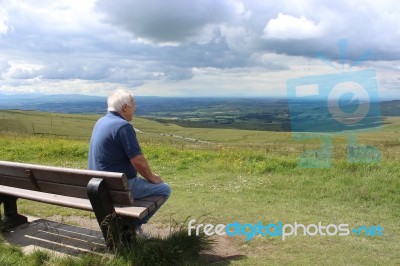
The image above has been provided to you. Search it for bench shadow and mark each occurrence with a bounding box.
[2,217,106,256]
[202,253,247,265]
[3,218,247,264]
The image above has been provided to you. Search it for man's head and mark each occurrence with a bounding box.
[107,89,136,121]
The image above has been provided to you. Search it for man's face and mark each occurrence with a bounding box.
[122,98,135,121]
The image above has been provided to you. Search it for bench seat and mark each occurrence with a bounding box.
[0,160,168,250]
[0,185,166,220]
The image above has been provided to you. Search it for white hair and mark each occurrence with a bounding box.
[107,89,134,112]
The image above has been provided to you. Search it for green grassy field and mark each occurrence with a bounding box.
[0,110,399,265]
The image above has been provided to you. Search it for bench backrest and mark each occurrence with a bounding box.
[0,160,133,205]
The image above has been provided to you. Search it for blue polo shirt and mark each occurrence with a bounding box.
[88,112,142,179]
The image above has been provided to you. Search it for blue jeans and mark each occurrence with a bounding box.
[128,177,171,226]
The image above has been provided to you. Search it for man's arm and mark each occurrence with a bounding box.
[130,154,163,184]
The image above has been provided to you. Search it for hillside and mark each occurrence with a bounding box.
[0,110,399,265]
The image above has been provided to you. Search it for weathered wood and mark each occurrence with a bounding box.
[0,160,129,191]
[114,196,167,219]
[0,175,134,205]
[26,170,39,191]
[137,195,167,207]
[0,185,154,220]
[128,200,156,213]
[0,185,93,211]
[114,205,148,219]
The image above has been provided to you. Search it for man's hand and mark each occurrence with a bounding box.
[130,154,164,184]
[151,174,164,184]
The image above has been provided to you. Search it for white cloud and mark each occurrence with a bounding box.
[4,61,41,79]
[263,13,324,40]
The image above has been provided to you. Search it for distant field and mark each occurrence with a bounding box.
[1,109,399,156]
[0,110,399,265]
[0,110,99,138]
[1,109,399,165]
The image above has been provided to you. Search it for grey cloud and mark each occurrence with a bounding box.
[95,0,236,43]
[8,68,39,79]
[163,67,193,81]
[0,60,10,76]
[106,65,158,85]
[40,61,110,80]
[5,59,110,81]
[94,0,400,63]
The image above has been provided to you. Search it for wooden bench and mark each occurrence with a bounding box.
[0,160,167,250]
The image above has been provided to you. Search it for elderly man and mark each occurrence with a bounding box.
[88,89,171,234]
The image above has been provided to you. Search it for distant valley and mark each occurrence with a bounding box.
[1,93,399,132]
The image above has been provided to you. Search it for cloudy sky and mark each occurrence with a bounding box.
[0,0,399,98]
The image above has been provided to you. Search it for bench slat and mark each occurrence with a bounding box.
[126,200,156,213]
[114,206,150,219]
[0,160,129,191]
[0,185,149,220]
[0,175,134,205]
[0,185,93,211]
[115,196,167,216]
[137,195,166,207]
[0,175,32,190]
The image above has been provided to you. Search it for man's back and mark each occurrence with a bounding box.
[88,112,142,179]
[88,89,170,230]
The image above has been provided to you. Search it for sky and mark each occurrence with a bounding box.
[0,0,399,99]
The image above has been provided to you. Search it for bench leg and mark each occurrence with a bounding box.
[0,196,28,230]
[87,178,133,251]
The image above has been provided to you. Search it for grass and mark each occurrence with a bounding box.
[115,221,215,265]
[0,111,400,265]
